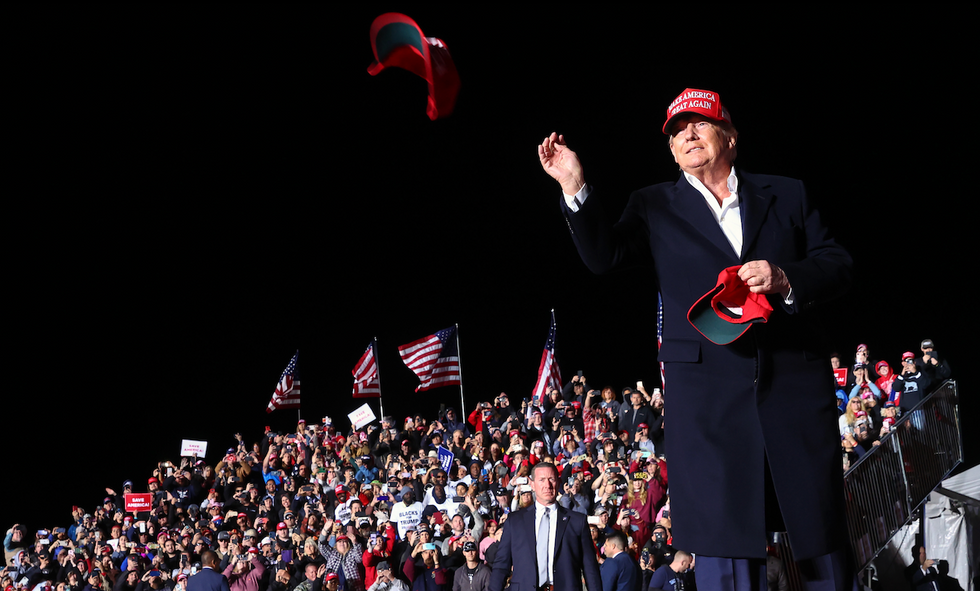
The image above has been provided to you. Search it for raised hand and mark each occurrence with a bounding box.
[538,132,586,196]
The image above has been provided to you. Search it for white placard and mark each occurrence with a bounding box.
[180,439,208,457]
[348,403,377,430]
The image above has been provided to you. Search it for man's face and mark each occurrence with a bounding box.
[668,114,736,175]
[631,392,643,406]
[854,422,870,442]
[305,565,318,582]
[530,465,558,505]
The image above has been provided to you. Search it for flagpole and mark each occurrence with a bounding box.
[296,349,303,425]
[374,336,385,420]
[297,348,302,424]
[455,322,466,418]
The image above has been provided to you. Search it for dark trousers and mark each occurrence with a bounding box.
[695,548,857,591]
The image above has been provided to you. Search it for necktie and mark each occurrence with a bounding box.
[537,507,550,586]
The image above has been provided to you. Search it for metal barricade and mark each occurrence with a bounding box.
[842,380,961,571]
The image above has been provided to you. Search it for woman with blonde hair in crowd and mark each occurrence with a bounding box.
[839,396,866,436]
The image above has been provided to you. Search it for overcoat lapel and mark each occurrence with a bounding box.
[738,172,775,263]
[668,176,739,262]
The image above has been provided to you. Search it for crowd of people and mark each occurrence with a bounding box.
[2,338,952,591]
[834,339,952,470]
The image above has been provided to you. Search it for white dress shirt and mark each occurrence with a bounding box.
[534,501,558,585]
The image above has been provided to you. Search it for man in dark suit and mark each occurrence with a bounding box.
[488,462,602,591]
[600,531,639,591]
[537,89,853,590]
[187,551,231,591]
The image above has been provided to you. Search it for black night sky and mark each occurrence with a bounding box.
[7,6,970,533]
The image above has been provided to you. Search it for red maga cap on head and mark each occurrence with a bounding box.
[663,88,731,134]
[688,266,773,345]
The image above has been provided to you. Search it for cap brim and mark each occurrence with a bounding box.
[688,266,772,345]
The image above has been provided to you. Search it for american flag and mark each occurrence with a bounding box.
[398,326,461,392]
[657,292,666,391]
[266,350,301,413]
[531,311,562,408]
[352,341,381,398]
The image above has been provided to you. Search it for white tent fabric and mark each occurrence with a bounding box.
[924,464,979,591]
[942,464,980,502]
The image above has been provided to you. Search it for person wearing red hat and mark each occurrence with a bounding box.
[537,88,854,589]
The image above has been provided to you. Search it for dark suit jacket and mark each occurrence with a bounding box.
[600,551,639,591]
[186,567,231,591]
[488,503,601,591]
[562,170,851,560]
